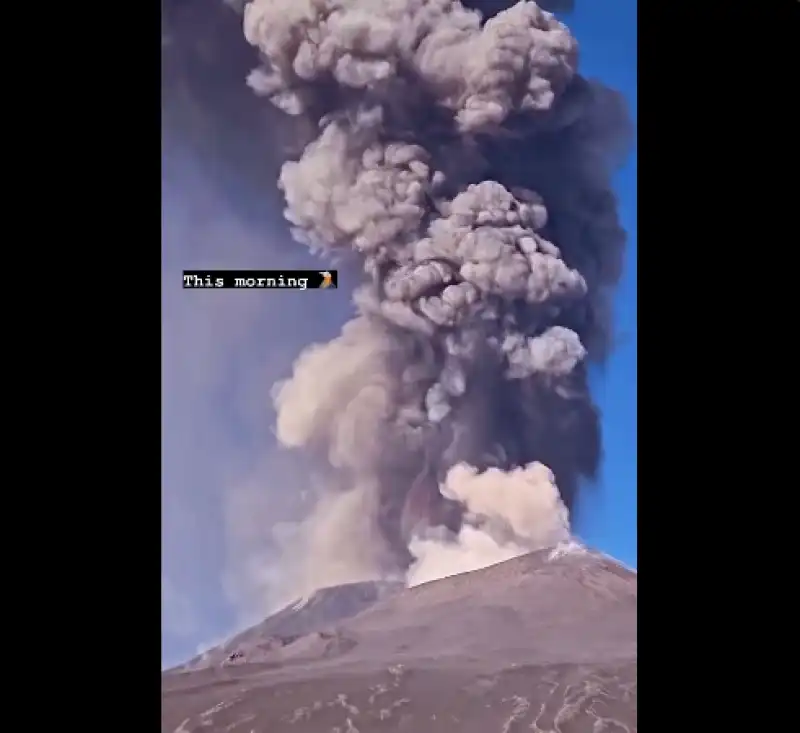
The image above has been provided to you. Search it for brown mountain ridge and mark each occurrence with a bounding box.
[162,547,637,732]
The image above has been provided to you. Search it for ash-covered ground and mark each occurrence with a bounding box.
[162,549,636,732]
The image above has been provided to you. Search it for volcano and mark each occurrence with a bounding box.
[161,548,636,732]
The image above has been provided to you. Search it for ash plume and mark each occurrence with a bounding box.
[407,461,572,586]
[238,0,629,588]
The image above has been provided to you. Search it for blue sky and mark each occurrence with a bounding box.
[161,1,637,666]
[565,0,638,569]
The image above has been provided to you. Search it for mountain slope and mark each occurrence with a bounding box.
[162,548,637,732]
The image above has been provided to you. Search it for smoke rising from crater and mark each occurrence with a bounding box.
[240,0,629,589]
[407,461,572,586]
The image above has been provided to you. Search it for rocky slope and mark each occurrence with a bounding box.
[162,548,637,732]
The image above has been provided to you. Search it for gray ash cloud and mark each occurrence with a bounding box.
[238,0,630,570]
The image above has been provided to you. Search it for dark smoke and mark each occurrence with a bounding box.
[234,0,630,577]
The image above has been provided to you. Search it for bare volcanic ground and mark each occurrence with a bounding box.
[162,548,636,732]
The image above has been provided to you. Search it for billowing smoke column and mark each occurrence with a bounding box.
[241,0,629,584]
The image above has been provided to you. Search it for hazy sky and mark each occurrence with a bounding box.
[161,0,637,668]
